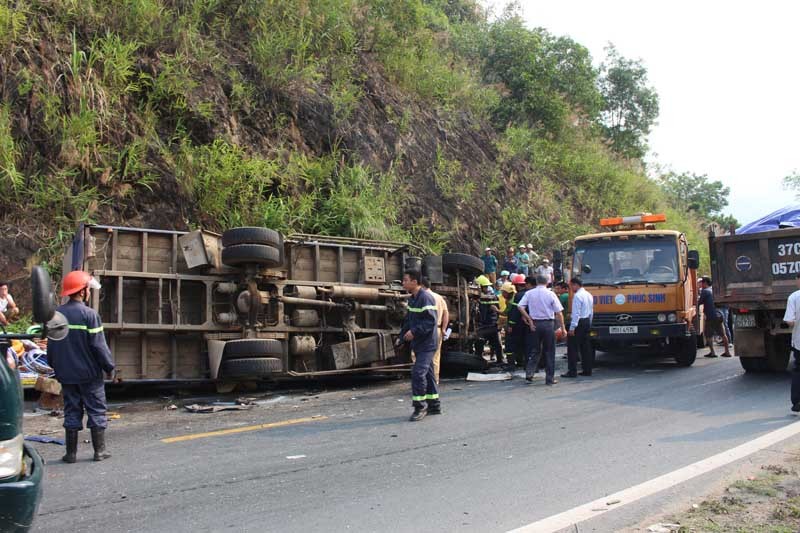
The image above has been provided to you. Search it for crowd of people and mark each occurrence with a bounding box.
[398,245,596,422]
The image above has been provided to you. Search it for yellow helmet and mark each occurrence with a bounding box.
[501,282,516,293]
[475,275,492,287]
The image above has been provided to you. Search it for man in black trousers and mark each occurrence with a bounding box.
[562,277,594,378]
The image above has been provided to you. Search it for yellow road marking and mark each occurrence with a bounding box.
[161,416,328,443]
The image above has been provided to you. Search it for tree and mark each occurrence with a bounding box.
[783,170,800,197]
[479,5,602,133]
[658,171,738,227]
[599,44,659,159]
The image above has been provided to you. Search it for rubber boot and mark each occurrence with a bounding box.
[90,427,111,461]
[409,407,427,422]
[62,429,78,464]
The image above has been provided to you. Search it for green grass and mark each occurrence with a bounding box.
[0,0,711,274]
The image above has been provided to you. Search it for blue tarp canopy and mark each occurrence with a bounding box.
[737,205,800,234]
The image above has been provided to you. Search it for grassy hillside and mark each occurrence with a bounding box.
[0,0,709,286]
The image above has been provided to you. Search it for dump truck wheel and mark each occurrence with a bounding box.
[222,227,283,249]
[223,339,283,359]
[221,244,281,267]
[674,336,697,367]
[441,351,487,375]
[766,334,791,372]
[740,357,766,373]
[441,253,484,279]
[221,357,283,377]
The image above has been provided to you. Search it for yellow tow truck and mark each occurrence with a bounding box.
[567,213,701,366]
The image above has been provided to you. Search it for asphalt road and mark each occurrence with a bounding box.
[27,350,800,533]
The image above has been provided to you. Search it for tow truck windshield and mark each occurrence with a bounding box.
[573,236,680,285]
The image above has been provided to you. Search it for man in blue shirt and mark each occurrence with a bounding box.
[698,276,731,358]
[482,248,498,283]
[562,277,594,377]
[49,270,115,463]
[398,270,440,421]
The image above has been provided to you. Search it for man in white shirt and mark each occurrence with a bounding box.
[518,274,566,384]
[535,259,554,286]
[781,274,800,413]
[0,281,19,327]
[562,277,594,378]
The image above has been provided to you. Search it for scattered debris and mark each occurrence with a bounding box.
[24,435,64,445]
[286,455,306,460]
[646,523,681,533]
[606,499,621,506]
[466,372,512,382]
[108,412,121,420]
[166,404,178,411]
[184,399,256,413]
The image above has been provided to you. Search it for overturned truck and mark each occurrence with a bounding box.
[63,225,487,383]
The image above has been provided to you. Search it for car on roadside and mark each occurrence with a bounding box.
[0,267,56,532]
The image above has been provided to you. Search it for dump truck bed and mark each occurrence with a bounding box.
[709,227,800,310]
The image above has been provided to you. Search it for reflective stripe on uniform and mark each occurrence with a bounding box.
[412,393,440,401]
[407,305,438,312]
[68,325,104,334]
[480,300,500,305]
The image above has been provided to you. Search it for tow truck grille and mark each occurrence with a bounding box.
[592,312,663,327]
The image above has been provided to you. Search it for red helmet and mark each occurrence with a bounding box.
[61,270,92,297]
[511,273,526,285]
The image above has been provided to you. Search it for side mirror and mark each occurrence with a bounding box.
[582,264,592,274]
[687,250,700,270]
[31,266,56,324]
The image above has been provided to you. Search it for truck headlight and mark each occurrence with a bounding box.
[657,313,667,322]
[668,313,677,323]
[0,434,23,478]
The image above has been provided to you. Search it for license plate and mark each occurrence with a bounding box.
[609,326,638,334]
[734,314,756,328]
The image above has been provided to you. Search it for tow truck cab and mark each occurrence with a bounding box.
[568,214,701,366]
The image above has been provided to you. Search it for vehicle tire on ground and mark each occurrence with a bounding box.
[740,357,767,373]
[674,336,697,367]
[766,334,791,372]
[440,351,487,375]
[441,253,484,279]
[222,227,283,249]
[223,339,284,359]
[221,244,281,268]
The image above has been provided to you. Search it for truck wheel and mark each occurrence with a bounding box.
[222,227,283,249]
[223,339,283,359]
[766,334,791,372]
[441,351,487,375]
[221,357,283,377]
[441,253,484,279]
[222,244,281,268]
[674,336,697,367]
[740,357,766,373]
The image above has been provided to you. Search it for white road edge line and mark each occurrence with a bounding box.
[508,418,800,533]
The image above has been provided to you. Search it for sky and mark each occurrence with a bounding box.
[493,0,800,225]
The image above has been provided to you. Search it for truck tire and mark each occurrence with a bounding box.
[222,227,283,249]
[222,244,281,268]
[766,334,791,372]
[221,357,283,377]
[31,265,56,324]
[441,351,487,375]
[674,336,697,367]
[740,357,766,373]
[441,253,484,279]
[223,339,283,359]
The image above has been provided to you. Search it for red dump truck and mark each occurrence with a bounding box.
[63,224,487,384]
